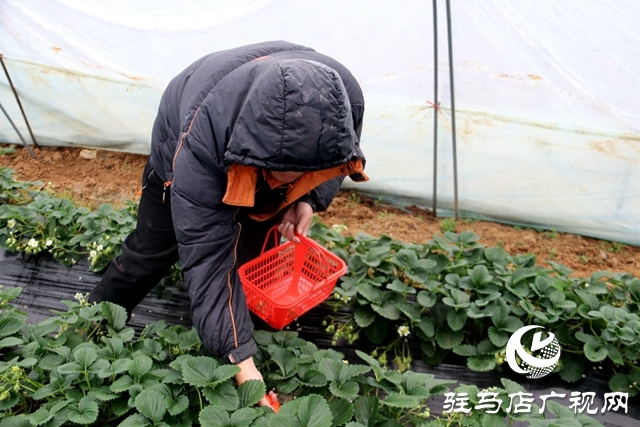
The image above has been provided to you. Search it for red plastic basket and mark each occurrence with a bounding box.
[238,226,347,329]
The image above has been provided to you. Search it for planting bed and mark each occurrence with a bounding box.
[1,144,640,427]
[2,145,640,279]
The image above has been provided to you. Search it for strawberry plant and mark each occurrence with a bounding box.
[309,222,640,396]
[0,286,609,426]
[0,167,39,205]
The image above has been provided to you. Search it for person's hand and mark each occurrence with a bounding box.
[278,201,313,243]
[235,357,279,412]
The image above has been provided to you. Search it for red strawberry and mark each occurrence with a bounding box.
[265,392,280,413]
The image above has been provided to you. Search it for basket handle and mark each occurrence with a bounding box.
[260,225,282,255]
[261,226,332,288]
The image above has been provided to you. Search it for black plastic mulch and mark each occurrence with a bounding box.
[0,248,637,426]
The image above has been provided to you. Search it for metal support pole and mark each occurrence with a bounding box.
[431,0,439,216]
[445,0,459,219]
[0,54,39,148]
[0,101,36,158]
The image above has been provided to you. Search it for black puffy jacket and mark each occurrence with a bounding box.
[149,41,365,363]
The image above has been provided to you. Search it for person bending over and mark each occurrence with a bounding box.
[89,40,368,409]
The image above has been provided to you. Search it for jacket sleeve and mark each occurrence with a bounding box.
[300,100,365,212]
[170,133,257,364]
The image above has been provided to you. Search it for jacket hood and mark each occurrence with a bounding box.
[225,59,360,171]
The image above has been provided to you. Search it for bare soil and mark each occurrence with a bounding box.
[2,145,640,279]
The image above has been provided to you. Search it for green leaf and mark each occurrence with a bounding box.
[396,301,421,321]
[267,413,300,427]
[271,348,298,379]
[415,318,435,338]
[181,356,217,387]
[101,301,128,331]
[481,414,505,427]
[476,339,498,355]
[352,396,378,427]
[447,309,467,331]
[90,387,118,402]
[363,317,389,344]
[546,261,573,276]
[605,345,624,366]
[135,389,166,424]
[129,355,153,378]
[354,306,376,328]
[212,365,242,386]
[501,316,525,333]
[0,393,19,412]
[469,265,492,286]
[490,307,508,328]
[500,378,526,395]
[165,395,189,416]
[355,350,385,380]
[0,315,24,337]
[452,345,477,357]
[38,354,65,371]
[355,282,382,304]
[575,289,600,310]
[512,267,537,285]
[387,280,416,295]
[0,415,31,427]
[0,337,23,349]
[328,398,353,427]
[296,394,334,427]
[371,302,401,320]
[487,326,509,347]
[199,405,230,427]
[17,357,37,368]
[467,356,496,372]
[110,375,134,393]
[584,343,608,362]
[391,249,418,270]
[117,413,150,427]
[416,291,437,308]
[507,282,531,298]
[301,370,327,388]
[25,407,53,426]
[558,355,585,383]
[73,347,97,368]
[32,384,58,400]
[381,393,419,408]
[230,407,259,427]
[58,362,83,375]
[575,332,600,347]
[68,396,99,425]
[609,373,630,392]
[547,400,575,419]
[484,247,507,264]
[203,382,239,411]
[363,246,391,267]
[110,396,131,418]
[179,328,202,349]
[99,358,131,378]
[459,230,480,243]
[276,378,299,395]
[436,328,464,349]
[329,380,359,400]
[238,379,266,408]
[442,289,470,308]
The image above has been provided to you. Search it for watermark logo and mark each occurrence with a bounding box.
[506,325,561,379]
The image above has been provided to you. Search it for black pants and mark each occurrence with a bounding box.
[89,159,279,315]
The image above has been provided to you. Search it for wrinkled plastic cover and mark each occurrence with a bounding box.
[0,0,638,244]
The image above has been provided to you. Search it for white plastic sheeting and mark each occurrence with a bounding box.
[0,0,639,244]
